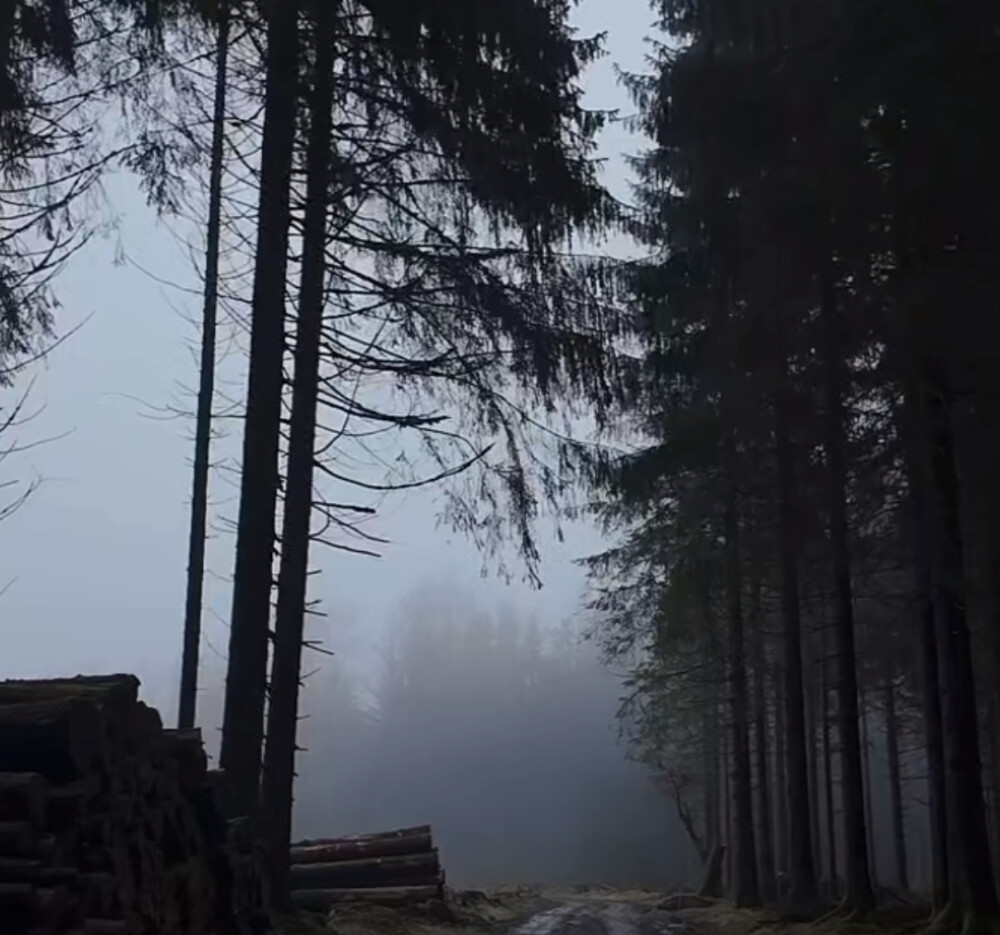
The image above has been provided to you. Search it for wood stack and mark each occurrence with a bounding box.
[289,825,444,912]
[0,675,269,935]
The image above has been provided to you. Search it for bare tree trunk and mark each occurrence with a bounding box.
[773,356,819,909]
[822,637,838,900]
[860,686,879,889]
[724,451,760,906]
[774,663,789,879]
[987,530,1000,891]
[219,0,301,818]
[704,705,720,850]
[260,0,334,909]
[921,356,999,923]
[178,0,230,732]
[820,274,875,912]
[988,696,1000,891]
[723,726,732,893]
[751,573,777,901]
[807,651,822,883]
[907,411,950,912]
[883,671,909,893]
[860,683,878,891]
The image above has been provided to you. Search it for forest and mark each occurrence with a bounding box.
[1,0,998,931]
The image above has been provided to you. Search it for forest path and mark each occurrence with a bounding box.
[508,895,688,935]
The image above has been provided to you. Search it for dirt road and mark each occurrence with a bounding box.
[507,896,688,935]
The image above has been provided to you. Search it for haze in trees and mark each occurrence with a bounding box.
[2,0,1000,929]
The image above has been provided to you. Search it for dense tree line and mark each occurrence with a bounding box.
[583,0,1000,930]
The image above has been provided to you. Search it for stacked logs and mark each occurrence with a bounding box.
[0,675,269,935]
[289,825,444,912]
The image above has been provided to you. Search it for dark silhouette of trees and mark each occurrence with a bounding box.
[582,0,1000,926]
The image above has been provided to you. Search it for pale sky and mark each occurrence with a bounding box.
[0,0,652,725]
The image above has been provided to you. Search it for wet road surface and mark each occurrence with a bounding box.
[509,900,687,935]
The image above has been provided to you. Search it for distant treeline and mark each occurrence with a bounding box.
[199,587,699,890]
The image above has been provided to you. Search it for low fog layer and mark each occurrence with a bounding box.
[200,585,699,890]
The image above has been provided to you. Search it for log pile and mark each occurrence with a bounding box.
[289,825,444,912]
[0,675,269,935]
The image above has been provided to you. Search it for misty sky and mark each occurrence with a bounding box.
[0,0,652,723]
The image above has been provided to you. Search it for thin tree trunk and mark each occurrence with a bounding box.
[773,358,819,909]
[807,653,822,882]
[724,457,760,906]
[751,573,777,901]
[988,696,1000,891]
[907,411,950,913]
[704,704,720,851]
[820,273,875,912]
[722,735,734,893]
[883,671,909,893]
[774,662,789,880]
[987,528,1000,890]
[921,356,999,922]
[822,636,838,900]
[260,0,335,909]
[178,0,230,732]
[219,0,301,818]
[860,684,878,891]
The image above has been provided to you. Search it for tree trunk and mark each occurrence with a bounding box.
[219,0,301,818]
[178,0,230,732]
[723,459,760,906]
[260,0,335,909]
[988,696,1000,891]
[750,572,777,901]
[859,683,878,890]
[704,705,720,850]
[883,671,909,893]
[906,407,950,912]
[289,852,441,890]
[820,274,875,912]
[921,356,999,922]
[774,662,788,879]
[698,845,726,899]
[807,655,822,881]
[773,359,819,909]
[822,636,838,900]
[291,835,433,865]
[987,525,1000,891]
[723,727,732,893]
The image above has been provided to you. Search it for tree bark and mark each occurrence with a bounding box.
[722,726,732,893]
[178,0,230,732]
[291,886,442,911]
[807,654,822,881]
[703,704,720,851]
[723,456,760,906]
[883,671,909,893]
[821,636,838,900]
[289,852,440,890]
[859,683,878,890]
[921,356,999,922]
[907,407,950,912]
[773,661,788,879]
[820,273,875,912]
[772,356,819,909]
[260,0,335,909]
[698,844,726,899]
[219,0,301,817]
[750,571,776,901]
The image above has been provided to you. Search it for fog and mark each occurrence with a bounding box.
[197,583,699,890]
